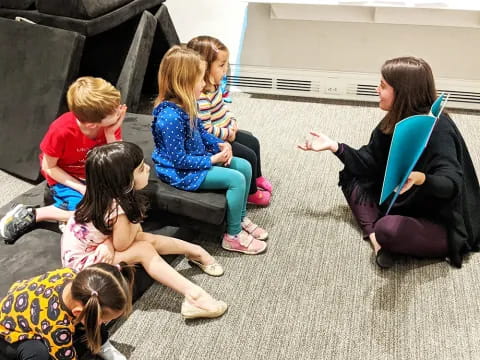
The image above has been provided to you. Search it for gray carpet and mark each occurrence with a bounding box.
[2,94,480,359]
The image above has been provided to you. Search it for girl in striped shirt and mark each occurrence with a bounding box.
[187,36,273,206]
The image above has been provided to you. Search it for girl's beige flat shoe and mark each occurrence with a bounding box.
[187,258,224,276]
[181,299,228,319]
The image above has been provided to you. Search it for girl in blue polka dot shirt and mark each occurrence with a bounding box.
[151,46,268,255]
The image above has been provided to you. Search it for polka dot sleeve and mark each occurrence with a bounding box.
[153,108,212,170]
[197,119,222,153]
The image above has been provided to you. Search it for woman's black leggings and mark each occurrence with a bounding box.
[231,130,262,195]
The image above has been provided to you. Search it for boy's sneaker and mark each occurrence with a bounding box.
[222,230,267,255]
[0,204,36,244]
[98,340,127,360]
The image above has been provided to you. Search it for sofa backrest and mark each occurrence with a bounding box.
[0,18,84,180]
[0,0,35,10]
[36,0,133,19]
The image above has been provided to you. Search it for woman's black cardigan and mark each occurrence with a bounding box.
[336,113,480,267]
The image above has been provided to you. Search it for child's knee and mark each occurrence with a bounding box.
[228,170,246,188]
[235,158,252,178]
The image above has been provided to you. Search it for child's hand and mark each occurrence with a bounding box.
[219,142,233,166]
[104,104,127,138]
[211,150,227,165]
[227,132,236,142]
[211,143,231,165]
[227,123,238,142]
[399,171,426,194]
[96,241,115,264]
[297,131,338,152]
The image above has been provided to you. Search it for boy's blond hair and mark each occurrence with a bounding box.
[67,76,121,123]
[186,35,228,91]
[155,46,205,129]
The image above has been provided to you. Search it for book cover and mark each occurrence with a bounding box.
[379,93,448,214]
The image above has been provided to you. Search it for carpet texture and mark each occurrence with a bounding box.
[2,93,480,359]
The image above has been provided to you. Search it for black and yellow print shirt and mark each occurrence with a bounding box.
[0,268,77,360]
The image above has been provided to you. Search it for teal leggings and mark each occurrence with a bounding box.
[199,157,252,235]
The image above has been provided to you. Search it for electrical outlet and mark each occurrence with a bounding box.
[324,80,345,95]
[325,86,340,94]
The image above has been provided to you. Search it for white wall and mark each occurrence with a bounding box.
[165,0,248,64]
[166,0,480,81]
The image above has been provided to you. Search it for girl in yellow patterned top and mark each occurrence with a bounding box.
[0,263,134,360]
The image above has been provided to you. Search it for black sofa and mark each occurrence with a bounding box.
[0,3,227,300]
[0,0,179,111]
[0,3,228,359]
[0,111,227,302]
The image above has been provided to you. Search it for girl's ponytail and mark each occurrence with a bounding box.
[81,292,103,353]
[71,263,136,354]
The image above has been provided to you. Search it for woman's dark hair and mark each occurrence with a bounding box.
[71,262,135,353]
[75,141,148,234]
[379,56,437,134]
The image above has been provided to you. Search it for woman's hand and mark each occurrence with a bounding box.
[399,171,426,194]
[297,132,338,152]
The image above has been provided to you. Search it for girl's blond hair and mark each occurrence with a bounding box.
[67,76,121,123]
[186,35,228,91]
[155,45,205,129]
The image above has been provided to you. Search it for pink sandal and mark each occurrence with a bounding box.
[242,217,268,240]
[256,176,272,193]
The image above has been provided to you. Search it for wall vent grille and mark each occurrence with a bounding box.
[227,75,272,89]
[276,78,312,92]
[437,89,480,104]
[226,65,480,110]
[355,84,378,97]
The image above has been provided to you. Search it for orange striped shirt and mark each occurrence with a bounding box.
[197,87,237,141]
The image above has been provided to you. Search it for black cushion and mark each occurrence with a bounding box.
[0,0,35,10]
[116,11,156,112]
[142,3,180,94]
[122,113,227,226]
[36,0,132,19]
[0,183,158,300]
[0,0,163,36]
[153,3,179,48]
[0,184,65,297]
[0,18,85,181]
[0,110,227,297]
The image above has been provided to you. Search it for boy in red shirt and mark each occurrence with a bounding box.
[0,76,126,243]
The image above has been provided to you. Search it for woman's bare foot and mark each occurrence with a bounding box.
[369,232,381,254]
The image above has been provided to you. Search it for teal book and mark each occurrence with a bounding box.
[379,93,448,214]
